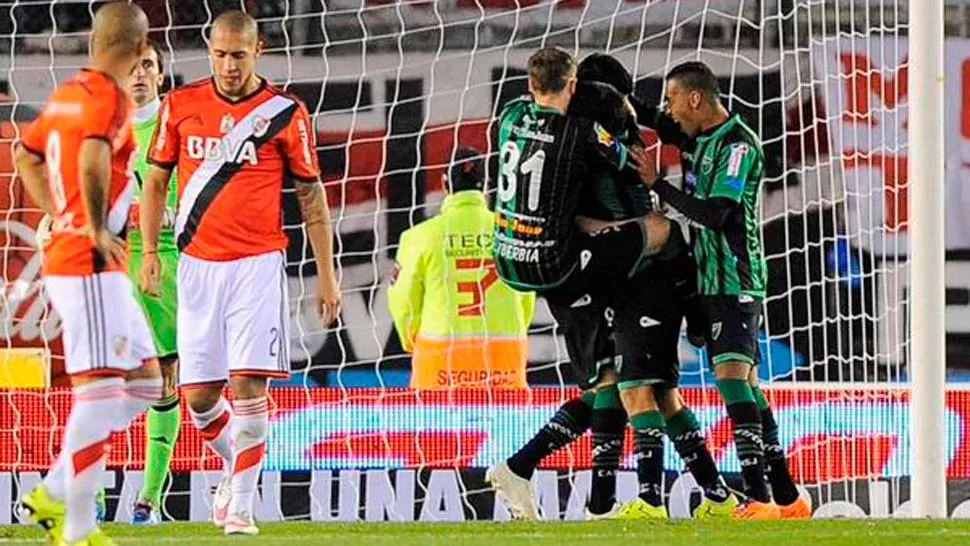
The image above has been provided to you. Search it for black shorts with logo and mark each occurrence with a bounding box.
[701,295,763,368]
[544,233,696,391]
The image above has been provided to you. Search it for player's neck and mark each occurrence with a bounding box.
[133,97,160,124]
[697,105,731,134]
[216,74,263,101]
[533,93,568,114]
[87,53,135,88]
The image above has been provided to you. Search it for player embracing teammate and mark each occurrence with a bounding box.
[489,48,811,520]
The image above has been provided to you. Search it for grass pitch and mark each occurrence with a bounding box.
[2,520,970,546]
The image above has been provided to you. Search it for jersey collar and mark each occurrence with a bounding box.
[133,97,160,126]
[441,190,487,212]
[695,113,739,143]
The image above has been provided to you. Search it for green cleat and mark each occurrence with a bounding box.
[20,484,65,544]
[693,493,740,519]
[610,498,668,520]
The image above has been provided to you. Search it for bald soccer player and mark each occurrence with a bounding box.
[139,10,340,536]
[16,3,156,545]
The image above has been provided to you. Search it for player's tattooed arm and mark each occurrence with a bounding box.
[295,179,341,325]
[14,144,56,217]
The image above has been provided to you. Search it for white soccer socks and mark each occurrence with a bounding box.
[190,396,235,467]
[58,378,125,543]
[228,397,268,518]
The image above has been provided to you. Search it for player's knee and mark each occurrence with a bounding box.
[643,212,670,255]
[654,386,685,419]
[229,374,269,399]
[126,358,162,381]
[594,367,618,389]
[713,361,751,381]
[183,385,223,415]
[619,385,658,415]
[159,357,179,397]
[747,366,760,387]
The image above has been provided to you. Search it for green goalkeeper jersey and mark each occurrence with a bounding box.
[128,105,178,254]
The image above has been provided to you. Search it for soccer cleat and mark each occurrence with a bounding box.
[64,526,115,546]
[485,463,540,521]
[131,500,161,525]
[732,499,782,520]
[20,484,65,543]
[585,503,621,521]
[211,478,232,528]
[223,511,259,536]
[610,498,668,520]
[778,496,812,520]
[693,493,740,519]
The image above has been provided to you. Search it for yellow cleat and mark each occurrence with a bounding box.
[610,498,668,520]
[693,493,740,519]
[63,527,115,546]
[20,484,65,544]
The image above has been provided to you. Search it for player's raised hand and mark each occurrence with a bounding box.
[139,251,161,297]
[90,228,127,269]
[628,145,659,187]
[316,274,341,327]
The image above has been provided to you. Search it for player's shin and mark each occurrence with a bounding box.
[751,385,801,506]
[140,369,180,508]
[62,377,125,543]
[188,394,235,469]
[628,408,666,508]
[588,385,626,515]
[665,407,731,502]
[715,376,771,503]
[506,390,595,480]
[227,396,269,518]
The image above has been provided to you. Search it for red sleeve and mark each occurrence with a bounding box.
[82,84,128,143]
[282,101,320,182]
[19,114,48,158]
[147,93,179,169]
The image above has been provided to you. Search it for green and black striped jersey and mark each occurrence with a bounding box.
[681,113,767,299]
[492,97,629,291]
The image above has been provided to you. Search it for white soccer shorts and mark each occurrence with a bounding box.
[176,250,290,386]
[44,271,157,377]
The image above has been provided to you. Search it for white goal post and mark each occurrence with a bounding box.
[909,0,947,519]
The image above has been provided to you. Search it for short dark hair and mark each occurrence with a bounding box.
[448,147,486,193]
[577,53,632,95]
[148,40,165,75]
[665,61,721,103]
[527,47,576,95]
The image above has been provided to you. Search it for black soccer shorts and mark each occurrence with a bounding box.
[700,295,763,368]
[544,240,695,391]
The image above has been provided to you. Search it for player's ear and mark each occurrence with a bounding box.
[255,36,266,58]
[527,78,536,97]
[567,76,577,96]
[689,90,702,110]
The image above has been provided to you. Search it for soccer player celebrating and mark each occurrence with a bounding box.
[486,47,683,520]
[15,4,159,545]
[488,53,736,521]
[631,61,809,520]
[139,10,340,536]
[124,41,181,525]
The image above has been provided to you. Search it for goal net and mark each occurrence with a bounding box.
[0,0,961,523]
